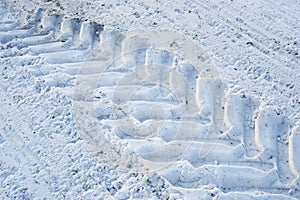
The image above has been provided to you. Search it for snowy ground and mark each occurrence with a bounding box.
[0,0,299,199]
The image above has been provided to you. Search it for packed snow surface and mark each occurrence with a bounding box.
[0,0,299,199]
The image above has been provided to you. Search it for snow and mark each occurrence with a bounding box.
[1,0,300,199]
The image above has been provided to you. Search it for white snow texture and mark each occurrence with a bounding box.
[0,0,299,199]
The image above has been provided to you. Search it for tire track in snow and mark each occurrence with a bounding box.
[1,5,299,199]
